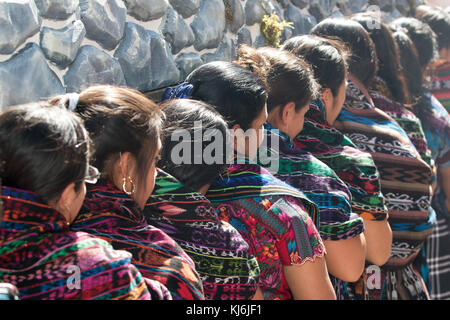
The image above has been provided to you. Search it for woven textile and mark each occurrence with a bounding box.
[259,122,365,300]
[370,87,433,167]
[335,80,435,300]
[70,180,205,300]
[0,186,169,300]
[206,160,326,300]
[427,60,450,113]
[144,170,260,300]
[413,89,450,300]
[296,98,390,299]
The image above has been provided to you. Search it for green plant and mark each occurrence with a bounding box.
[260,11,293,48]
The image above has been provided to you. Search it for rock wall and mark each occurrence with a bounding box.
[0,0,425,109]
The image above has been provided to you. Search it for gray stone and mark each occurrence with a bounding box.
[160,7,195,54]
[254,34,267,48]
[190,0,225,51]
[169,0,200,18]
[245,0,265,26]
[276,0,290,8]
[124,0,168,21]
[0,43,64,110]
[147,30,181,90]
[237,27,252,47]
[285,3,317,36]
[115,23,180,91]
[368,0,394,12]
[309,2,327,22]
[40,20,86,69]
[64,45,126,93]
[316,0,339,16]
[337,0,366,13]
[201,36,234,63]
[383,8,403,23]
[348,0,368,13]
[291,0,309,9]
[330,10,344,18]
[34,0,79,19]
[224,0,245,33]
[113,23,152,92]
[395,0,411,16]
[175,52,203,80]
[79,0,126,50]
[0,1,41,55]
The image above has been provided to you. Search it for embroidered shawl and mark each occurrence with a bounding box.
[260,122,365,242]
[144,170,260,300]
[207,161,325,300]
[0,186,167,300]
[335,80,435,300]
[427,60,450,113]
[70,180,205,300]
[296,98,388,222]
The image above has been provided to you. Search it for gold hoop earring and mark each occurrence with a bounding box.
[122,176,136,196]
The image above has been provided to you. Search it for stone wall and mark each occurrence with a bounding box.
[0,0,425,110]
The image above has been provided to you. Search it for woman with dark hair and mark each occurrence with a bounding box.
[0,102,169,300]
[52,85,204,300]
[416,6,450,113]
[352,14,410,105]
[234,45,366,300]
[176,61,336,300]
[312,18,435,300]
[144,99,261,300]
[393,23,450,300]
[353,14,434,173]
[283,34,392,299]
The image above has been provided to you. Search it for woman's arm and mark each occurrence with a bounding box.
[323,234,367,283]
[283,256,336,300]
[362,219,392,266]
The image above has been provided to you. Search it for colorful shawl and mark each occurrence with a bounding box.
[414,89,450,299]
[296,98,388,221]
[144,170,260,300]
[370,87,434,167]
[295,98,390,300]
[259,122,365,300]
[427,60,450,113]
[206,160,326,300]
[335,79,435,300]
[261,122,365,242]
[0,186,167,300]
[70,180,205,300]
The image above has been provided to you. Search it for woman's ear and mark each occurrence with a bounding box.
[281,102,296,125]
[321,88,333,107]
[53,182,77,223]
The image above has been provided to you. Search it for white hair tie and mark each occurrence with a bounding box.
[67,93,80,111]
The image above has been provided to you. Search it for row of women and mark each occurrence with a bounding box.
[1,5,450,300]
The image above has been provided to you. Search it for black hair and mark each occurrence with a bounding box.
[235,45,320,115]
[391,29,424,104]
[158,99,231,192]
[51,85,164,193]
[0,103,89,204]
[416,5,450,51]
[390,17,439,68]
[185,61,268,130]
[311,18,379,89]
[352,14,410,104]
[282,35,348,96]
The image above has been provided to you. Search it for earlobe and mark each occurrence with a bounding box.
[55,182,77,223]
[282,102,296,125]
[321,88,333,105]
